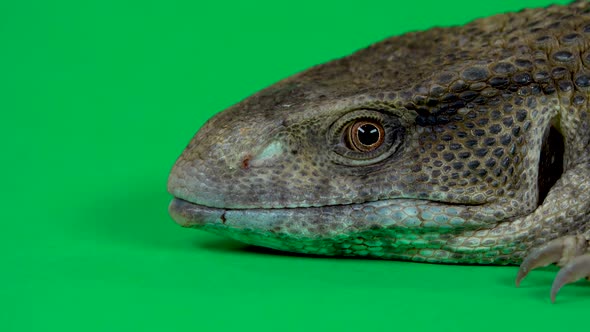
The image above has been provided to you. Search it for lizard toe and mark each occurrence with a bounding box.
[515,235,589,302]
[516,236,586,287]
[550,254,590,303]
[515,235,584,287]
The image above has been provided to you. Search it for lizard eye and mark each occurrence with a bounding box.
[329,109,405,166]
[346,120,385,152]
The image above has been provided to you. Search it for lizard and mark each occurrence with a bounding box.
[167,0,590,302]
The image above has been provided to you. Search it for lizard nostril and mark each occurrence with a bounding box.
[241,154,252,170]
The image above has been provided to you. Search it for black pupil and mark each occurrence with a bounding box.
[357,124,380,146]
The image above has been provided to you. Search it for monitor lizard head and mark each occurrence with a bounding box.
[167,5,581,263]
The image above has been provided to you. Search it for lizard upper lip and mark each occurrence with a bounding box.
[168,194,394,222]
[168,197,322,227]
[168,196,383,229]
[169,196,342,226]
[169,193,487,221]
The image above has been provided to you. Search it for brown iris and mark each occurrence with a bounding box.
[346,120,385,152]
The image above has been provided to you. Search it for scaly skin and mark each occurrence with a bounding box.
[168,1,590,300]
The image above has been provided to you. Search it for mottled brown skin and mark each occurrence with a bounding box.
[168,1,590,301]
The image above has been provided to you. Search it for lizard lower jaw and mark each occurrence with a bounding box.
[168,197,522,264]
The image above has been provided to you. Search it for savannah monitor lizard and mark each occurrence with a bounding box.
[168,1,590,302]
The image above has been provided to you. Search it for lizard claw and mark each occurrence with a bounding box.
[515,237,569,287]
[551,254,590,303]
[515,235,589,302]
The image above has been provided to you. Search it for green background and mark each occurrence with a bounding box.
[1,0,586,331]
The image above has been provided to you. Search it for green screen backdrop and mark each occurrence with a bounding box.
[1,0,586,331]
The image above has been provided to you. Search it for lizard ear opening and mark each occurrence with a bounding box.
[537,125,564,205]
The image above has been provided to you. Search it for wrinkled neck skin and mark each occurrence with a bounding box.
[168,2,590,264]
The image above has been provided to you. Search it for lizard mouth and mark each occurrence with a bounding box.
[168,197,363,232]
[169,197,227,227]
[169,196,392,227]
[169,196,499,236]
